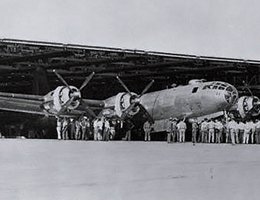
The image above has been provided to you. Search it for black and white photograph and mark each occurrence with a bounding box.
[1,0,260,199]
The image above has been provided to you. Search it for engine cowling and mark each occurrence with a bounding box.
[114,92,140,117]
[42,86,81,114]
[237,96,260,118]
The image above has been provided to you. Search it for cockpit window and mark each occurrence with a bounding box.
[202,82,231,91]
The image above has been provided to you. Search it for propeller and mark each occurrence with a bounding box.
[53,70,96,116]
[242,80,253,97]
[116,76,154,123]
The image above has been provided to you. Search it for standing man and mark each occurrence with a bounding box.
[191,119,199,144]
[177,119,187,143]
[62,118,69,140]
[208,119,215,143]
[249,120,255,144]
[255,119,260,144]
[75,119,81,140]
[80,116,88,140]
[200,119,208,143]
[93,118,100,141]
[143,120,153,141]
[227,118,236,145]
[238,120,245,143]
[56,117,62,140]
[166,117,177,143]
[103,118,110,141]
[215,119,223,143]
[243,120,252,144]
[124,120,134,141]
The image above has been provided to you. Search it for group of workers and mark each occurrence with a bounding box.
[143,118,187,143]
[194,118,260,145]
[56,116,91,140]
[56,116,118,141]
[56,114,260,144]
[143,117,260,144]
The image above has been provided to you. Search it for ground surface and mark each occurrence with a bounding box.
[0,139,260,200]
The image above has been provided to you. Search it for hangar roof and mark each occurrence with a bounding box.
[0,38,259,98]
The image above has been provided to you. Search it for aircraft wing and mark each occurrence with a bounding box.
[0,92,105,118]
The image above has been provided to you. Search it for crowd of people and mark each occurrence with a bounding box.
[55,114,260,145]
[153,117,260,145]
[56,116,118,141]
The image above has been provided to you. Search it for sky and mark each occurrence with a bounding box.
[1,0,260,59]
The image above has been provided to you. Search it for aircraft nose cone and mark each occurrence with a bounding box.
[224,85,238,105]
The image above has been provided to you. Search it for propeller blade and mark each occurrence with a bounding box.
[121,103,137,120]
[85,105,97,118]
[79,72,95,91]
[116,76,132,95]
[139,104,154,123]
[57,96,76,115]
[53,69,71,89]
[139,80,154,97]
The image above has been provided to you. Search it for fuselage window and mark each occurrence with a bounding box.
[192,87,198,93]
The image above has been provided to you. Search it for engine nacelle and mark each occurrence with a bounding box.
[114,92,140,117]
[237,96,260,118]
[42,86,81,114]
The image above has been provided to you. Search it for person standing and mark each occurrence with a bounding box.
[69,118,75,140]
[215,119,223,143]
[227,118,236,145]
[243,120,252,144]
[62,118,69,140]
[143,120,153,141]
[249,120,255,144]
[200,119,208,143]
[238,120,245,143]
[93,118,100,141]
[56,117,62,140]
[103,118,110,141]
[166,118,177,143]
[191,119,199,144]
[75,119,81,140]
[255,119,260,144]
[80,116,90,140]
[177,119,187,143]
[208,119,215,143]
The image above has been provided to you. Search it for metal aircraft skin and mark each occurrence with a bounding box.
[0,72,259,132]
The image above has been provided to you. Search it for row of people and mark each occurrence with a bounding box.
[143,117,260,144]
[56,116,91,140]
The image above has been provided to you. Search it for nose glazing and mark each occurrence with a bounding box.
[224,85,238,104]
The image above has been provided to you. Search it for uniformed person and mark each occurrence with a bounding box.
[249,120,255,144]
[62,118,69,140]
[75,119,81,140]
[103,118,110,141]
[215,119,223,143]
[177,119,187,143]
[224,119,230,143]
[124,120,134,141]
[234,120,240,144]
[255,119,260,144]
[69,118,75,140]
[243,120,252,144]
[238,120,245,143]
[200,119,208,143]
[166,117,177,143]
[191,119,199,144]
[227,118,236,145]
[208,119,215,143]
[56,117,62,140]
[143,120,153,141]
[93,118,100,141]
[80,116,89,140]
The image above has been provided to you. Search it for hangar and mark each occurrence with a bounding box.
[0,38,259,138]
